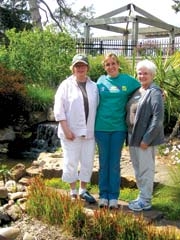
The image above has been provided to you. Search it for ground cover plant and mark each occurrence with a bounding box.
[26,176,180,240]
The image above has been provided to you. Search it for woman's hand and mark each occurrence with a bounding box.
[140,141,148,149]
[60,120,75,140]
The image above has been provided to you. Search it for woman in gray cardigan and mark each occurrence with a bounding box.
[126,59,165,211]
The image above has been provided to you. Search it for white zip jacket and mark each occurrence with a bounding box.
[54,75,99,139]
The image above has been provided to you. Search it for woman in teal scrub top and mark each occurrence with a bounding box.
[95,53,140,209]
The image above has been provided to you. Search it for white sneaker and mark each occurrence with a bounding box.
[109,199,118,209]
[129,197,140,204]
[128,200,152,211]
[99,198,108,208]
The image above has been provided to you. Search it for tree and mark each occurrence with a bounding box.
[172,0,180,13]
[0,0,95,36]
[52,2,95,36]
[28,0,42,29]
[0,0,32,32]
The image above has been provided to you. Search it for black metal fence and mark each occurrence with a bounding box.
[75,37,180,57]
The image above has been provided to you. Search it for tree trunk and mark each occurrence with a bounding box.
[28,0,43,29]
[167,114,180,142]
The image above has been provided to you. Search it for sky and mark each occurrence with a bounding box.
[43,0,180,37]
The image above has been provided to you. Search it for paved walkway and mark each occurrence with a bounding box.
[93,147,172,186]
[120,147,172,186]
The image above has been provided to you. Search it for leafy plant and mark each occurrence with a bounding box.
[26,176,180,239]
[0,164,10,184]
[148,51,180,134]
[0,27,76,88]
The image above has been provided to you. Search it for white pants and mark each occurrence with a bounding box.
[60,137,95,183]
[129,146,156,202]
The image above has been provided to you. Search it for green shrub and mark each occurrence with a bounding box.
[0,27,76,88]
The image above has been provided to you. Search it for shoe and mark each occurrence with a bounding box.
[109,199,118,209]
[129,197,140,204]
[98,198,108,208]
[128,200,152,211]
[70,194,77,201]
[80,191,96,204]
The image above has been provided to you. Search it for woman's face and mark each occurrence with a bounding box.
[104,57,119,78]
[73,63,89,80]
[137,67,153,88]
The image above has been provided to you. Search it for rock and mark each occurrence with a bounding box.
[47,107,55,122]
[121,175,136,188]
[9,164,26,182]
[0,209,12,225]
[5,180,17,193]
[6,204,23,221]
[17,198,27,212]
[26,152,63,179]
[0,227,20,240]
[0,187,8,199]
[26,165,42,177]
[0,127,16,142]
[8,192,25,201]
[23,232,35,240]
[18,177,32,186]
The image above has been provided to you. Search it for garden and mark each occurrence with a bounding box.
[0,28,180,239]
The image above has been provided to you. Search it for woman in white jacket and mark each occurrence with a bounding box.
[54,54,99,203]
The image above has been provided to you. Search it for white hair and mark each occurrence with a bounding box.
[136,59,157,76]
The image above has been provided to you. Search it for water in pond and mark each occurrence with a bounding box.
[0,122,60,171]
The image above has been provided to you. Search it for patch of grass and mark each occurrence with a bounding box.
[45,178,70,190]
[120,187,139,202]
[153,184,180,220]
[120,184,180,221]
[45,177,99,194]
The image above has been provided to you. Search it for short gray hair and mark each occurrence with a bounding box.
[136,59,157,76]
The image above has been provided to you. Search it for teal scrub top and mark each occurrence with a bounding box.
[95,73,140,132]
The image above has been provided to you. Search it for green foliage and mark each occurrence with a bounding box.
[0,164,10,184]
[147,52,180,122]
[26,177,180,239]
[65,201,86,237]
[120,187,139,202]
[27,176,74,225]
[152,184,180,220]
[121,183,180,221]
[26,84,55,111]
[0,28,76,88]
[45,178,70,190]
[88,55,105,81]
[0,4,32,32]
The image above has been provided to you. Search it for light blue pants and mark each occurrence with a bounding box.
[95,131,127,200]
[129,146,156,202]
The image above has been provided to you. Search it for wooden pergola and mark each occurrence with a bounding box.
[84,3,180,54]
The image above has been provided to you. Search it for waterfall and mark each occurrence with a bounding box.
[31,122,60,153]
